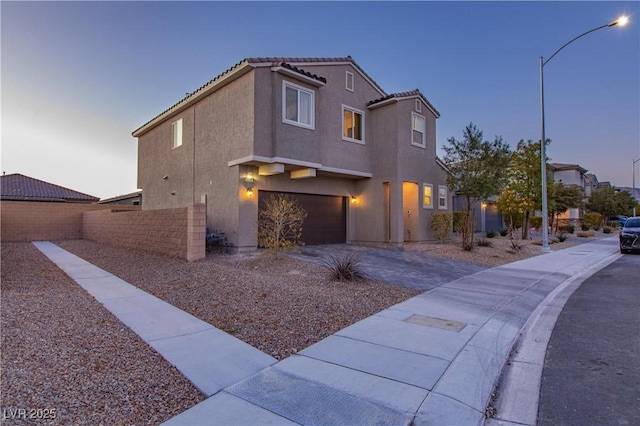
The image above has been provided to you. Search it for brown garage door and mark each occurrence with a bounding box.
[258,191,346,245]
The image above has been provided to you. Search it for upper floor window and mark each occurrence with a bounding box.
[415,99,422,113]
[411,112,426,148]
[172,118,183,149]
[283,81,314,129]
[423,184,433,209]
[438,185,448,209]
[345,71,354,92]
[342,105,365,144]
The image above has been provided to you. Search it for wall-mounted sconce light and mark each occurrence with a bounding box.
[171,191,176,196]
[241,171,256,196]
[351,196,358,204]
[163,175,169,180]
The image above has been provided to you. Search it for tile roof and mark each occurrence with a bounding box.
[367,89,441,118]
[132,56,388,137]
[550,163,588,173]
[0,173,99,202]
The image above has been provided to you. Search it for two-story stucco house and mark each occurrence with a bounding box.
[133,57,450,251]
[551,162,588,221]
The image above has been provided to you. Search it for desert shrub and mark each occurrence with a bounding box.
[510,239,523,251]
[531,239,542,245]
[603,226,612,234]
[576,231,590,238]
[476,238,492,247]
[583,213,602,230]
[581,224,590,231]
[587,229,596,237]
[486,230,496,238]
[257,193,307,256]
[529,217,542,228]
[557,233,568,242]
[452,212,464,233]
[499,229,508,237]
[567,224,575,234]
[607,221,618,229]
[431,213,453,243]
[322,252,366,281]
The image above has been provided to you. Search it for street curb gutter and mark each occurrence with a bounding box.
[484,251,622,426]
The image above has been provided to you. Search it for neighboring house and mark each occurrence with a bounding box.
[98,191,142,206]
[133,56,450,250]
[452,196,504,234]
[551,163,588,221]
[0,173,99,203]
[583,173,599,198]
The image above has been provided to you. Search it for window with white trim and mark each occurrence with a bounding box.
[342,105,365,144]
[438,185,448,209]
[423,184,433,209]
[345,71,354,92]
[283,81,314,129]
[411,112,426,147]
[415,99,422,113]
[172,118,183,148]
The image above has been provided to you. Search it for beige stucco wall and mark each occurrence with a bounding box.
[136,61,450,249]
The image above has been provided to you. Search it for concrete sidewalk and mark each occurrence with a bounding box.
[34,238,620,425]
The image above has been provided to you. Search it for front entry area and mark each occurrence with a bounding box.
[402,182,419,242]
[258,191,346,245]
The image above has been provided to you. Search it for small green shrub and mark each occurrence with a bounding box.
[529,217,542,228]
[581,224,590,231]
[322,252,366,281]
[486,230,496,238]
[431,213,453,243]
[557,233,568,242]
[499,229,508,237]
[603,226,612,234]
[607,221,618,229]
[583,213,602,230]
[567,224,575,234]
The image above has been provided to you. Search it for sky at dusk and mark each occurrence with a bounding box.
[2,1,639,199]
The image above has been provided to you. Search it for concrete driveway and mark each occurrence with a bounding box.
[291,244,487,291]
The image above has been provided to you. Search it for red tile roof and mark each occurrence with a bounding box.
[0,173,99,202]
[367,89,441,117]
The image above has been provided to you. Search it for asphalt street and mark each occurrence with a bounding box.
[537,253,640,425]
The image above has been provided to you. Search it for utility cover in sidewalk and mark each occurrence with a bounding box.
[406,314,466,332]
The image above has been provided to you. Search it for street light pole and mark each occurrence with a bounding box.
[633,159,639,217]
[538,15,628,252]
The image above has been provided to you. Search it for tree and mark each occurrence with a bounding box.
[497,189,533,239]
[506,139,553,239]
[443,123,512,250]
[586,187,634,228]
[257,194,307,256]
[549,182,582,233]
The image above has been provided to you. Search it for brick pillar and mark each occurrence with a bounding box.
[187,203,206,262]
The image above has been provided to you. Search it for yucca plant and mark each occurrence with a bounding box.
[322,252,366,281]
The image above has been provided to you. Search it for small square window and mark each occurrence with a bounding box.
[346,71,354,92]
[423,184,433,209]
[415,99,422,113]
[438,186,448,209]
[172,118,183,148]
[412,113,426,147]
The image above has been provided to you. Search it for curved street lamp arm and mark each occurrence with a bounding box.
[543,23,613,67]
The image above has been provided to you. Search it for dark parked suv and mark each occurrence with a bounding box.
[619,216,640,253]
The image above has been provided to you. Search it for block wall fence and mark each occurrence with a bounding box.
[0,201,139,242]
[1,201,206,262]
[82,203,206,261]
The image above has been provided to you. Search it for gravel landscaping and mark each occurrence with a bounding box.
[56,240,420,360]
[0,242,205,425]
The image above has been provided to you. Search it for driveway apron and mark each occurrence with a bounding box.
[291,244,487,291]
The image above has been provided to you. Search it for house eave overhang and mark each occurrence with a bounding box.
[228,155,372,180]
[270,66,326,87]
[132,61,254,138]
